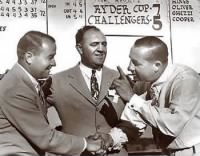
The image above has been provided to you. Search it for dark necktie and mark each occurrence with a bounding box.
[37,84,48,117]
[91,69,100,101]
[38,85,45,104]
[39,76,52,99]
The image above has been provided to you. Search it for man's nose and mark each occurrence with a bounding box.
[128,61,135,72]
[97,43,106,52]
[51,58,56,67]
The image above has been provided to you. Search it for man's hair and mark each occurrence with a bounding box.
[134,36,168,63]
[75,25,101,45]
[17,31,55,60]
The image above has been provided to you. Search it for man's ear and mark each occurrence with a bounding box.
[153,60,162,73]
[76,44,83,55]
[24,51,34,64]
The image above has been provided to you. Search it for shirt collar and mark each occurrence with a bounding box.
[17,63,39,92]
[79,62,102,79]
[152,63,174,87]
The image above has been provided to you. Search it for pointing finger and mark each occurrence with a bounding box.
[117,66,127,80]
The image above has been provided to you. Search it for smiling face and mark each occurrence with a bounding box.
[77,29,107,70]
[29,39,56,79]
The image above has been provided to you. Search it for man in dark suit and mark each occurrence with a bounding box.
[112,36,200,156]
[0,31,102,156]
[46,25,141,156]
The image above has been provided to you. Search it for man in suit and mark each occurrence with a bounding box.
[112,36,200,156]
[46,25,141,156]
[0,31,103,156]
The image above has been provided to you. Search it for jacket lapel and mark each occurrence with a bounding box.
[68,65,96,104]
[13,64,48,121]
[68,65,117,105]
[12,64,36,93]
[98,67,115,104]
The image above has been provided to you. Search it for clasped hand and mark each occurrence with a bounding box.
[86,132,114,155]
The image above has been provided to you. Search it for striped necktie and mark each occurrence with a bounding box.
[37,84,47,109]
[149,86,159,106]
[90,69,99,101]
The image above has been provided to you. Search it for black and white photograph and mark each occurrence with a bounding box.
[0,0,200,156]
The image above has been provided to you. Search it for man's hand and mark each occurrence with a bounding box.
[109,127,128,150]
[97,132,114,151]
[86,133,114,155]
[86,134,103,153]
[111,66,134,102]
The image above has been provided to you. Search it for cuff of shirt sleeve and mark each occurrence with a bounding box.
[127,94,144,111]
[82,138,87,152]
[121,104,146,131]
[109,127,128,146]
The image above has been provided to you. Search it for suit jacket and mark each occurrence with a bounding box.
[47,64,140,156]
[132,64,200,149]
[0,64,85,156]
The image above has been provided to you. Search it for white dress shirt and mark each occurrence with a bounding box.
[79,62,102,91]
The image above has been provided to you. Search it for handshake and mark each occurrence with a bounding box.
[85,128,128,155]
[86,132,114,155]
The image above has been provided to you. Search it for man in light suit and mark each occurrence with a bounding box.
[46,25,141,156]
[112,36,200,156]
[0,31,103,156]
